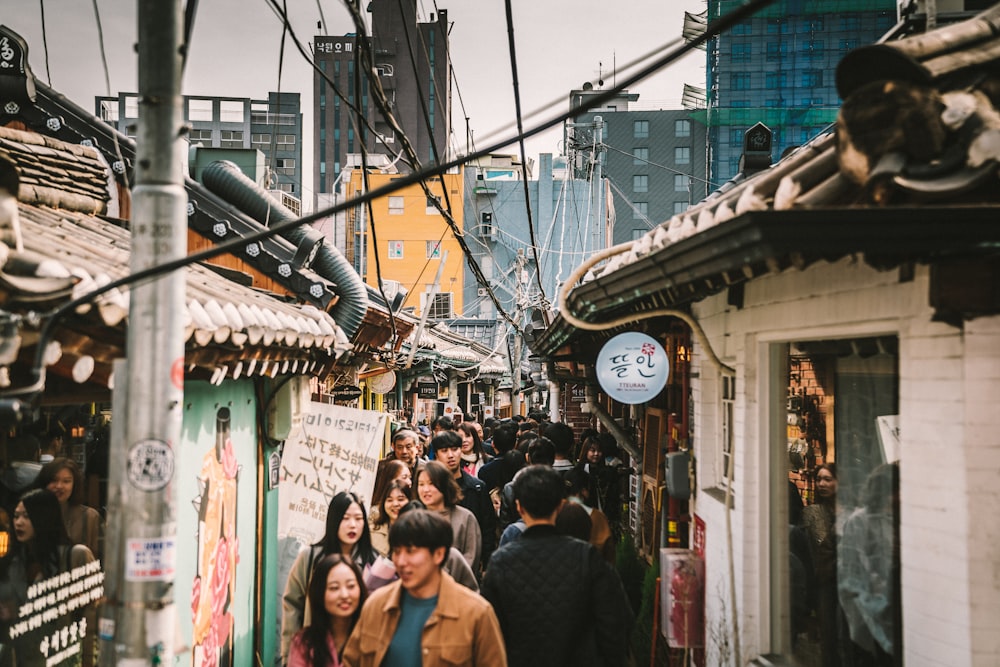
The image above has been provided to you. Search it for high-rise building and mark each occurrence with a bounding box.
[96,91,303,201]
[312,1,450,200]
[568,87,709,245]
[699,0,897,184]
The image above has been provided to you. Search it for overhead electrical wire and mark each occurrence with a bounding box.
[3,0,778,399]
[337,0,524,335]
[502,0,546,309]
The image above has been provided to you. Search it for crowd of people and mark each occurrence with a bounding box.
[0,431,102,666]
[281,414,633,667]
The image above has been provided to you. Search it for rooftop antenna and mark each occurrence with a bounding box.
[598,61,604,88]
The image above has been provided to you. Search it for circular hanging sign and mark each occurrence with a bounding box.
[369,370,397,394]
[595,332,670,404]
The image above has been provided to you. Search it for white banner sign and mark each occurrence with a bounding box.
[278,402,386,544]
[275,403,386,651]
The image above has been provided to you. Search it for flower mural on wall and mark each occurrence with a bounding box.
[191,407,240,667]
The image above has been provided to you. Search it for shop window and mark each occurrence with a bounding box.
[771,336,901,666]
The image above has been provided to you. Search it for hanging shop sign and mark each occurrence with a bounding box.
[417,381,438,398]
[331,384,363,401]
[596,331,669,404]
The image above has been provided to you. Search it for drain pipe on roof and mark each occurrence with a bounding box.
[201,160,369,338]
[560,241,740,666]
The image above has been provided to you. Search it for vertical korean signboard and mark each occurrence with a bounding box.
[274,403,386,647]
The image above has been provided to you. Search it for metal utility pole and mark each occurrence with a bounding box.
[102,0,187,664]
[405,250,449,369]
[592,116,604,253]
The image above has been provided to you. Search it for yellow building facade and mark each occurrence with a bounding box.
[345,169,465,319]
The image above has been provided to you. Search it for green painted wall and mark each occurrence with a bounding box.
[177,380,258,667]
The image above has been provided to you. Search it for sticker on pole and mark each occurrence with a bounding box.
[126,537,176,581]
[595,332,669,404]
[127,439,175,491]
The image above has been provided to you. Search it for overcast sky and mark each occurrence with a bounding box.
[0,0,705,205]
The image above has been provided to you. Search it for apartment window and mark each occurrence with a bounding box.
[732,72,751,91]
[675,119,690,138]
[720,375,735,490]
[802,40,825,59]
[633,147,649,165]
[220,100,244,122]
[251,133,271,146]
[426,241,442,259]
[188,129,212,143]
[673,174,688,192]
[766,41,788,61]
[673,201,688,214]
[388,241,404,259]
[99,100,119,122]
[771,336,900,665]
[632,202,648,220]
[188,99,213,122]
[480,211,494,236]
[766,71,788,89]
[633,175,648,193]
[840,39,858,52]
[802,17,824,32]
[731,43,752,62]
[631,228,646,241]
[220,130,244,148]
[675,147,690,165]
[732,21,751,35]
[124,95,139,119]
[633,120,649,139]
[767,18,789,34]
[276,134,296,146]
[425,292,453,319]
[274,158,295,175]
[425,195,441,214]
[388,196,404,215]
[802,70,823,87]
[841,14,861,31]
[732,100,751,108]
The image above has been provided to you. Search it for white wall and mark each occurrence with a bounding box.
[686,257,1000,666]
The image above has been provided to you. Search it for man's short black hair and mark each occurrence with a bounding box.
[513,465,566,518]
[431,430,462,452]
[432,416,455,431]
[526,437,555,466]
[388,507,453,560]
[542,422,575,456]
[491,421,518,455]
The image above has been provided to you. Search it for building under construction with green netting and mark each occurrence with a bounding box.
[703,0,897,185]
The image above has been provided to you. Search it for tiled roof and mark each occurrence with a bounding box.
[0,125,349,385]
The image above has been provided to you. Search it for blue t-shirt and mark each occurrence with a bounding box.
[381,590,438,667]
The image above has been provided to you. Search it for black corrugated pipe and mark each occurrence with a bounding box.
[201,160,368,338]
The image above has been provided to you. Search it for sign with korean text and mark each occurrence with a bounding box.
[278,403,386,544]
[596,332,669,404]
[274,403,386,651]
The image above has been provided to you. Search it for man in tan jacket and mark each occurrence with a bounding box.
[341,509,506,667]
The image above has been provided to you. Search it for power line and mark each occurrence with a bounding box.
[502,0,546,308]
[4,0,779,398]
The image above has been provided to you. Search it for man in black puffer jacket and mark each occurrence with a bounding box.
[482,465,633,667]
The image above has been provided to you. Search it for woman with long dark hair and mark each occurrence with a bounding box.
[287,554,367,667]
[803,463,840,667]
[368,459,411,528]
[414,461,482,572]
[36,457,103,559]
[369,479,411,557]
[0,489,96,665]
[457,422,491,477]
[281,491,377,664]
